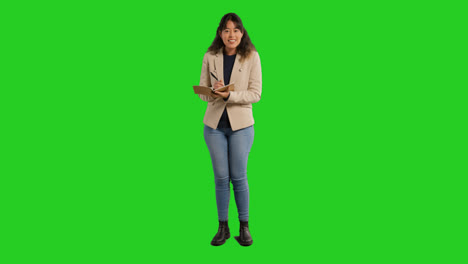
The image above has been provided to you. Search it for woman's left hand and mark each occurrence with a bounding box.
[213,90,230,99]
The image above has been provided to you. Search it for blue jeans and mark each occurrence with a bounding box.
[204,124,254,221]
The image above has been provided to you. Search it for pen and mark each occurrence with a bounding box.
[210,72,219,81]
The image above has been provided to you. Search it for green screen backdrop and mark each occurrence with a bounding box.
[1,0,465,263]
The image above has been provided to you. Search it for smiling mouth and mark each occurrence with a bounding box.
[228,39,236,43]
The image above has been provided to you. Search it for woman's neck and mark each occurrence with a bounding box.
[224,47,236,56]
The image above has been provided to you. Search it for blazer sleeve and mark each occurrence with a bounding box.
[226,51,262,104]
[198,53,215,102]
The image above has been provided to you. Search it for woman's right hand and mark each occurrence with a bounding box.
[214,80,224,90]
[211,80,224,98]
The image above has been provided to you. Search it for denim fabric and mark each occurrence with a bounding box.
[203,124,254,221]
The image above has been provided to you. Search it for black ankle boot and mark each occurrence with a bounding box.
[211,220,230,246]
[235,221,253,246]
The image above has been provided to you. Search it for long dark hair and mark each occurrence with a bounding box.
[207,13,256,61]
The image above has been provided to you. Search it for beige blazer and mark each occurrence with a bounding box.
[198,48,262,131]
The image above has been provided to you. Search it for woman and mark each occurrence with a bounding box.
[198,13,262,247]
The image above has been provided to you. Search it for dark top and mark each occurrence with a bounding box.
[216,53,236,129]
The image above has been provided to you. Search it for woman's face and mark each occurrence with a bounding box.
[220,20,244,53]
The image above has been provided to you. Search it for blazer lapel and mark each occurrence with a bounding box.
[229,53,242,87]
[214,48,224,85]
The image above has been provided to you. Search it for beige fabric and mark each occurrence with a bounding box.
[198,48,262,131]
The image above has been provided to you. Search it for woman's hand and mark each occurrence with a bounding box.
[212,79,230,99]
[210,80,227,98]
[213,90,230,99]
[214,80,224,90]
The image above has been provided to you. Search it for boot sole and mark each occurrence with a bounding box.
[210,233,230,246]
[234,236,253,246]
